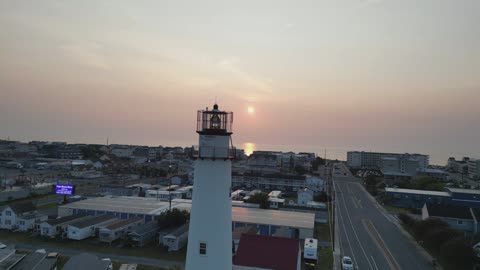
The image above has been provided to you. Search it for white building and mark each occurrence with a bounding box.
[347,151,429,170]
[39,215,89,237]
[186,104,235,270]
[469,159,480,180]
[16,212,47,232]
[98,218,144,243]
[161,223,189,252]
[0,201,37,230]
[67,215,117,240]
[298,188,314,206]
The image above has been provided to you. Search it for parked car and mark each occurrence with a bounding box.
[342,256,354,270]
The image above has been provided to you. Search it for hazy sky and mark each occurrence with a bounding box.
[1,0,479,163]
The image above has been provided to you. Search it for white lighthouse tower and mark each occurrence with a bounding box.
[185,103,234,270]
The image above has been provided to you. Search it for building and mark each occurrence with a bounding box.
[447,157,470,174]
[58,196,315,239]
[63,253,112,270]
[98,218,144,243]
[421,203,477,234]
[233,234,301,270]
[298,188,314,206]
[469,159,480,180]
[7,250,58,270]
[347,151,429,170]
[385,187,480,209]
[232,207,314,239]
[186,104,235,270]
[161,223,189,252]
[232,226,258,253]
[58,196,178,223]
[39,215,88,237]
[16,212,47,232]
[416,168,449,181]
[127,222,160,247]
[232,172,307,192]
[67,215,117,240]
[0,201,37,230]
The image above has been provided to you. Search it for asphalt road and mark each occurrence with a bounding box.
[334,164,433,270]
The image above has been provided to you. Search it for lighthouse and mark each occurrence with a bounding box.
[185,104,234,270]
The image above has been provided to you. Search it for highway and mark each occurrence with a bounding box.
[333,163,433,270]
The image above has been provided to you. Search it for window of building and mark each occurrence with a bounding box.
[5,220,11,225]
[458,220,463,225]
[6,211,12,216]
[19,221,25,225]
[199,242,207,255]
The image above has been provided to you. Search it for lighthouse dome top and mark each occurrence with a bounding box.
[196,103,233,136]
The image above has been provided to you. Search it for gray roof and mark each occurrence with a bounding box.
[44,214,88,226]
[10,252,46,270]
[102,218,143,230]
[0,254,25,270]
[69,215,116,229]
[9,201,36,214]
[164,223,189,238]
[63,253,110,270]
[129,222,159,236]
[385,187,450,197]
[447,188,480,195]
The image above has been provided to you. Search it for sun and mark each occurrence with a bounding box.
[247,106,255,114]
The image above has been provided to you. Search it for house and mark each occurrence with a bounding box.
[93,161,104,170]
[298,188,314,206]
[232,226,258,253]
[98,218,144,243]
[233,234,301,270]
[169,175,189,186]
[128,222,159,247]
[268,197,285,209]
[119,264,138,270]
[16,212,47,232]
[67,215,117,240]
[422,203,477,234]
[63,253,112,270]
[0,201,37,230]
[39,215,88,237]
[161,223,189,252]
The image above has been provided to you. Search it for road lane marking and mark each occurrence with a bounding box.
[351,197,359,208]
[370,256,379,270]
[336,182,375,270]
[362,219,402,270]
[335,184,359,267]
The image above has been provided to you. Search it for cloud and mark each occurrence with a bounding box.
[217,58,274,99]
[60,42,110,70]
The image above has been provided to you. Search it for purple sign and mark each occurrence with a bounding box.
[55,184,74,195]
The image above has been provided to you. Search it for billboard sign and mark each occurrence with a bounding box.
[55,184,75,195]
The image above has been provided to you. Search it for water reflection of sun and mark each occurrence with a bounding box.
[243,142,256,156]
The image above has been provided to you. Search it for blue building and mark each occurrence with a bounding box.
[385,187,480,209]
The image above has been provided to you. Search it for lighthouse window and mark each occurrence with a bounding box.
[199,242,207,255]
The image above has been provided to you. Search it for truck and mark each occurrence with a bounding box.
[304,238,318,269]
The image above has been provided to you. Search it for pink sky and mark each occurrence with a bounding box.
[1,1,479,164]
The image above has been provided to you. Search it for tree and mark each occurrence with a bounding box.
[311,157,325,171]
[247,192,270,209]
[412,218,449,240]
[439,236,475,269]
[158,208,190,228]
[365,175,379,195]
[314,191,330,202]
[423,227,461,253]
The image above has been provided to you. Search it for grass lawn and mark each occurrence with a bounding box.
[314,224,332,242]
[382,204,409,214]
[0,230,185,262]
[318,247,333,270]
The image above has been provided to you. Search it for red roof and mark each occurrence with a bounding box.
[234,234,300,270]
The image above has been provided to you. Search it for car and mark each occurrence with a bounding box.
[0,242,7,249]
[101,258,113,270]
[342,256,354,270]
